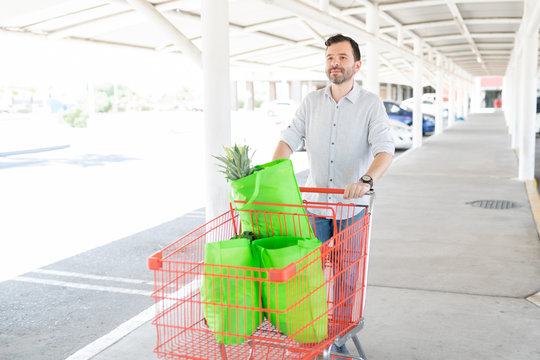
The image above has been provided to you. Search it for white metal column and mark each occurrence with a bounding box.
[413,38,423,148]
[386,83,392,100]
[291,80,302,103]
[502,71,509,127]
[511,51,521,150]
[472,77,481,112]
[365,5,379,95]
[463,81,470,120]
[202,0,231,220]
[518,0,539,180]
[456,79,463,121]
[448,63,456,127]
[435,53,444,134]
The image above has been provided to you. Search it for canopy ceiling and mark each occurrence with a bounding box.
[0,0,535,86]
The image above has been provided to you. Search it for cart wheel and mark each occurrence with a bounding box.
[320,347,331,360]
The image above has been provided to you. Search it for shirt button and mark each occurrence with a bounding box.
[330,179,333,182]
[331,142,335,145]
[331,160,334,163]
[333,124,336,126]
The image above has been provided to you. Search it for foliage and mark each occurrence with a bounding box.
[62,107,88,128]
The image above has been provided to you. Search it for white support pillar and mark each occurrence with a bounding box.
[518,0,539,180]
[365,5,380,95]
[246,81,255,110]
[202,0,231,220]
[512,52,521,149]
[505,66,513,133]
[290,80,302,103]
[456,78,463,121]
[502,69,511,128]
[230,81,238,111]
[269,81,277,101]
[413,38,423,148]
[435,53,444,134]
[472,77,481,112]
[463,80,470,120]
[448,64,456,127]
[385,83,392,100]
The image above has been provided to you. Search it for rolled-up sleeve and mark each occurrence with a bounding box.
[280,102,307,152]
[368,99,395,157]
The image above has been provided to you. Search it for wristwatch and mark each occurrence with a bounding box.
[360,175,373,190]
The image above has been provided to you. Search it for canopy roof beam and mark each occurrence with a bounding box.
[124,0,201,66]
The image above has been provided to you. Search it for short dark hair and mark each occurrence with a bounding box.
[325,34,361,61]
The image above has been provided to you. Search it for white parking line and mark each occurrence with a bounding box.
[13,276,152,296]
[64,279,201,360]
[32,269,154,286]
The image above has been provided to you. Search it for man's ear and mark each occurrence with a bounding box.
[354,60,362,74]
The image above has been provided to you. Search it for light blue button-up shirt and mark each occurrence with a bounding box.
[281,81,395,216]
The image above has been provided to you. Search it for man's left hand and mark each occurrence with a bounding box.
[343,182,371,199]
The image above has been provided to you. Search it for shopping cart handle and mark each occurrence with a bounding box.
[300,187,344,194]
[299,187,374,196]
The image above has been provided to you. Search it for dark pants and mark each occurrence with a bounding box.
[310,209,365,324]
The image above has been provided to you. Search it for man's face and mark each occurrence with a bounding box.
[325,41,361,85]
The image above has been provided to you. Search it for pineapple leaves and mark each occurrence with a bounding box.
[213,144,258,181]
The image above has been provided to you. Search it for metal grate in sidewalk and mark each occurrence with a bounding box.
[467,200,520,209]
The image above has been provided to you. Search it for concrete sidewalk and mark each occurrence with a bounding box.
[91,112,540,360]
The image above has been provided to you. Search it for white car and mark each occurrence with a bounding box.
[401,94,448,119]
[264,99,299,117]
[389,119,413,150]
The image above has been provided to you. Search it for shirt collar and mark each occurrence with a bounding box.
[324,80,362,104]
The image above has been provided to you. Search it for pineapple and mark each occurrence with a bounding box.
[214,144,258,181]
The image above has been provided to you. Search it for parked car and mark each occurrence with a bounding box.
[401,94,448,119]
[388,119,413,149]
[265,99,299,117]
[383,101,435,134]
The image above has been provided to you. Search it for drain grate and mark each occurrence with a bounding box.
[467,200,519,209]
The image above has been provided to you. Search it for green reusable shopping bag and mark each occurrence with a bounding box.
[200,238,262,345]
[229,159,312,239]
[252,236,328,343]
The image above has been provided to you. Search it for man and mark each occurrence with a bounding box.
[272,34,394,356]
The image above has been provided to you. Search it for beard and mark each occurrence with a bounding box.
[326,65,354,84]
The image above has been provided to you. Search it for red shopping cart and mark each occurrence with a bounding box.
[148,188,375,360]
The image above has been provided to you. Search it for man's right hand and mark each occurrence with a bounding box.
[343,182,371,199]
